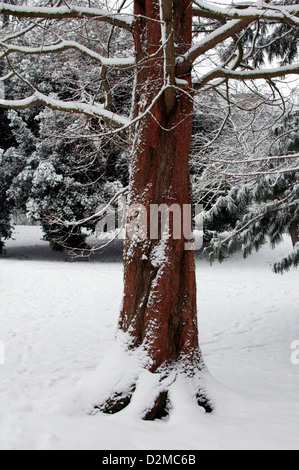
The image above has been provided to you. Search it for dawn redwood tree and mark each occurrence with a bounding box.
[0,0,299,419]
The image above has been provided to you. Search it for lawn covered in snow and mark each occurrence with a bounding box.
[0,225,299,450]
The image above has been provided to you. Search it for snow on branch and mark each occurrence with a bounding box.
[207,153,299,167]
[0,40,135,69]
[221,165,299,178]
[1,19,45,43]
[193,63,299,88]
[0,3,133,31]
[61,186,129,228]
[192,1,299,27]
[0,91,131,128]
[0,71,13,82]
[179,19,251,71]
[184,1,299,70]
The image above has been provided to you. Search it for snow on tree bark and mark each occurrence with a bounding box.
[96,0,212,418]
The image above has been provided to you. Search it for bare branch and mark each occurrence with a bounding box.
[0,40,135,68]
[192,1,299,26]
[178,19,252,72]
[193,63,299,89]
[0,70,13,81]
[0,3,134,31]
[0,91,131,127]
[62,186,129,228]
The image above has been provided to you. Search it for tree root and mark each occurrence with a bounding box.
[91,336,214,420]
[94,371,213,420]
[142,390,170,421]
[95,389,135,415]
[196,392,213,414]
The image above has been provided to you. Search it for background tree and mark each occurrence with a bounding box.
[0,14,131,250]
[0,0,298,419]
[0,97,18,252]
[5,106,129,251]
[0,146,23,252]
[205,101,299,271]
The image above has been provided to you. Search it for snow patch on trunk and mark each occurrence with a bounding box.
[150,235,169,268]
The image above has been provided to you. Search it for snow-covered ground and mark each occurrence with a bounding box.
[0,226,299,450]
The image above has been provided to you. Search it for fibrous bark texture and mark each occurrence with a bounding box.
[97,0,212,419]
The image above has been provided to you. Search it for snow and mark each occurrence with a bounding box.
[0,3,134,28]
[0,225,299,450]
[193,0,299,24]
[150,236,168,268]
[0,92,132,128]
[1,41,135,69]
[185,19,242,63]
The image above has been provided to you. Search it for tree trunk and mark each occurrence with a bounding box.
[96,0,212,419]
[290,224,299,247]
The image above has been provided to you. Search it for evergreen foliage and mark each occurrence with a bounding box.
[0,17,131,251]
[205,109,299,273]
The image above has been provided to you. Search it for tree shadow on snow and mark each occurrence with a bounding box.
[0,229,124,264]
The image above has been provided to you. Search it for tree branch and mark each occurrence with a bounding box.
[178,19,252,73]
[192,1,299,26]
[193,62,299,89]
[0,3,133,31]
[0,91,131,127]
[0,40,135,68]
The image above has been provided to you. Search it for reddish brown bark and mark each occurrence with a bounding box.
[120,0,199,363]
[99,0,211,418]
[290,224,299,247]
